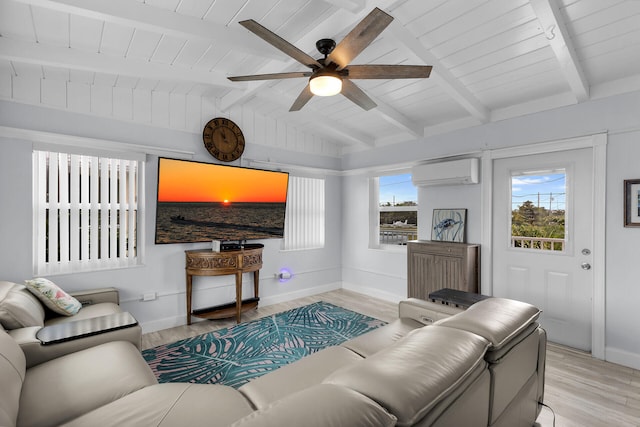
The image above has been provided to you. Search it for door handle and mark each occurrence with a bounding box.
[581,262,591,270]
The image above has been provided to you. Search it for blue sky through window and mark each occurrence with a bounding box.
[380,174,417,206]
[512,173,566,210]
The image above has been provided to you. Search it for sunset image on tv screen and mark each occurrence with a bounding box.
[158,158,288,203]
[155,158,289,244]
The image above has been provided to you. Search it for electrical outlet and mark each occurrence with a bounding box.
[142,292,157,301]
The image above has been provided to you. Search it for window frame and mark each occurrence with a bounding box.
[32,149,144,275]
[509,167,569,254]
[369,170,418,250]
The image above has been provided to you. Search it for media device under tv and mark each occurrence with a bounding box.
[155,157,289,244]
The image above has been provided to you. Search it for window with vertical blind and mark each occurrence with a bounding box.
[282,176,325,250]
[33,150,142,275]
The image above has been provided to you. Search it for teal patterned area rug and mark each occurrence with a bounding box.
[142,301,386,388]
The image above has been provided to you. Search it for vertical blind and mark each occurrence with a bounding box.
[282,176,325,251]
[33,151,139,275]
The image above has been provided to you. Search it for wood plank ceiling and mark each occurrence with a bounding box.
[0,0,639,155]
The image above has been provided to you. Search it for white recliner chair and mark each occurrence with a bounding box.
[0,280,141,367]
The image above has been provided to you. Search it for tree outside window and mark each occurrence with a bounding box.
[511,173,566,251]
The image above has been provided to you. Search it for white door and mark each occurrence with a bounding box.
[492,148,594,351]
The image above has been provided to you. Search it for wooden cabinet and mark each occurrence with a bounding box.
[185,244,263,325]
[407,240,479,300]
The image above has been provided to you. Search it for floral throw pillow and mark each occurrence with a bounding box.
[24,278,82,316]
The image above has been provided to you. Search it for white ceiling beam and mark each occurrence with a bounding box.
[530,0,589,102]
[256,89,374,147]
[323,0,366,14]
[10,0,283,61]
[372,97,424,138]
[0,38,238,89]
[387,20,490,124]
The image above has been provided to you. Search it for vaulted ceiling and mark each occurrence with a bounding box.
[1,0,639,155]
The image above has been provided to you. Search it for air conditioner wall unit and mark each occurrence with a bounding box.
[411,158,479,186]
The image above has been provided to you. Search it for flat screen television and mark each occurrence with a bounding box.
[155,157,289,244]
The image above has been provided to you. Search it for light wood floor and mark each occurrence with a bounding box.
[142,289,640,427]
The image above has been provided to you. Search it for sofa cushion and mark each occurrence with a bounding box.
[324,325,489,427]
[435,297,541,350]
[0,281,45,329]
[0,328,26,427]
[24,278,82,316]
[61,383,254,427]
[18,341,157,427]
[231,384,397,427]
[342,317,423,357]
[239,345,363,409]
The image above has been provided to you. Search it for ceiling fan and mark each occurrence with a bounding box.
[228,7,432,112]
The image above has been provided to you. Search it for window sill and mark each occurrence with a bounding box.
[368,244,408,253]
[35,261,144,277]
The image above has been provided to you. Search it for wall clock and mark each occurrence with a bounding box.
[202,117,245,162]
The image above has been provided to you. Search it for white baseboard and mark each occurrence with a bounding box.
[605,346,640,370]
[341,281,405,304]
[259,282,342,307]
[140,315,188,334]
[138,282,343,333]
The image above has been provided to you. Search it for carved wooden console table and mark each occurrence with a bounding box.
[185,244,263,324]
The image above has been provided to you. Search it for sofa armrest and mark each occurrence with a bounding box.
[399,298,463,325]
[70,287,119,305]
[9,326,42,346]
[536,327,547,414]
[37,312,137,345]
[10,315,142,368]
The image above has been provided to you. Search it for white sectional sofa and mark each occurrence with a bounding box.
[0,296,546,427]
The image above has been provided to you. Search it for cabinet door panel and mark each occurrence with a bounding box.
[407,241,479,299]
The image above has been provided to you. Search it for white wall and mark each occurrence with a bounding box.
[341,90,640,369]
[417,183,483,244]
[2,85,640,370]
[0,101,344,332]
[603,132,640,369]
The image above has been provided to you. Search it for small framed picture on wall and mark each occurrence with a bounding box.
[431,208,467,242]
[624,179,640,227]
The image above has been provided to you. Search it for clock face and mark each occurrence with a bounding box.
[203,118,245,162]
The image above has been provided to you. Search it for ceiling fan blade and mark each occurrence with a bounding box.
[328,8,394,69]
[228,72,311,82]
[239,20,322,69]
[341,79,377,111]
[289,84,314,111]
[346,65,432,79]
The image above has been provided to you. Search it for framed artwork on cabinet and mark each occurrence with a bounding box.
[431,209,466,242]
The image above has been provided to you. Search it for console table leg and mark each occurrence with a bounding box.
[186,273,193,325]
[253,270,259,299]
[235,271,242,323]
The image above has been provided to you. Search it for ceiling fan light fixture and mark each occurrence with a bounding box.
[309,73,342,96]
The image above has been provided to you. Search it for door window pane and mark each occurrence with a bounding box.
[511,172,566,251]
